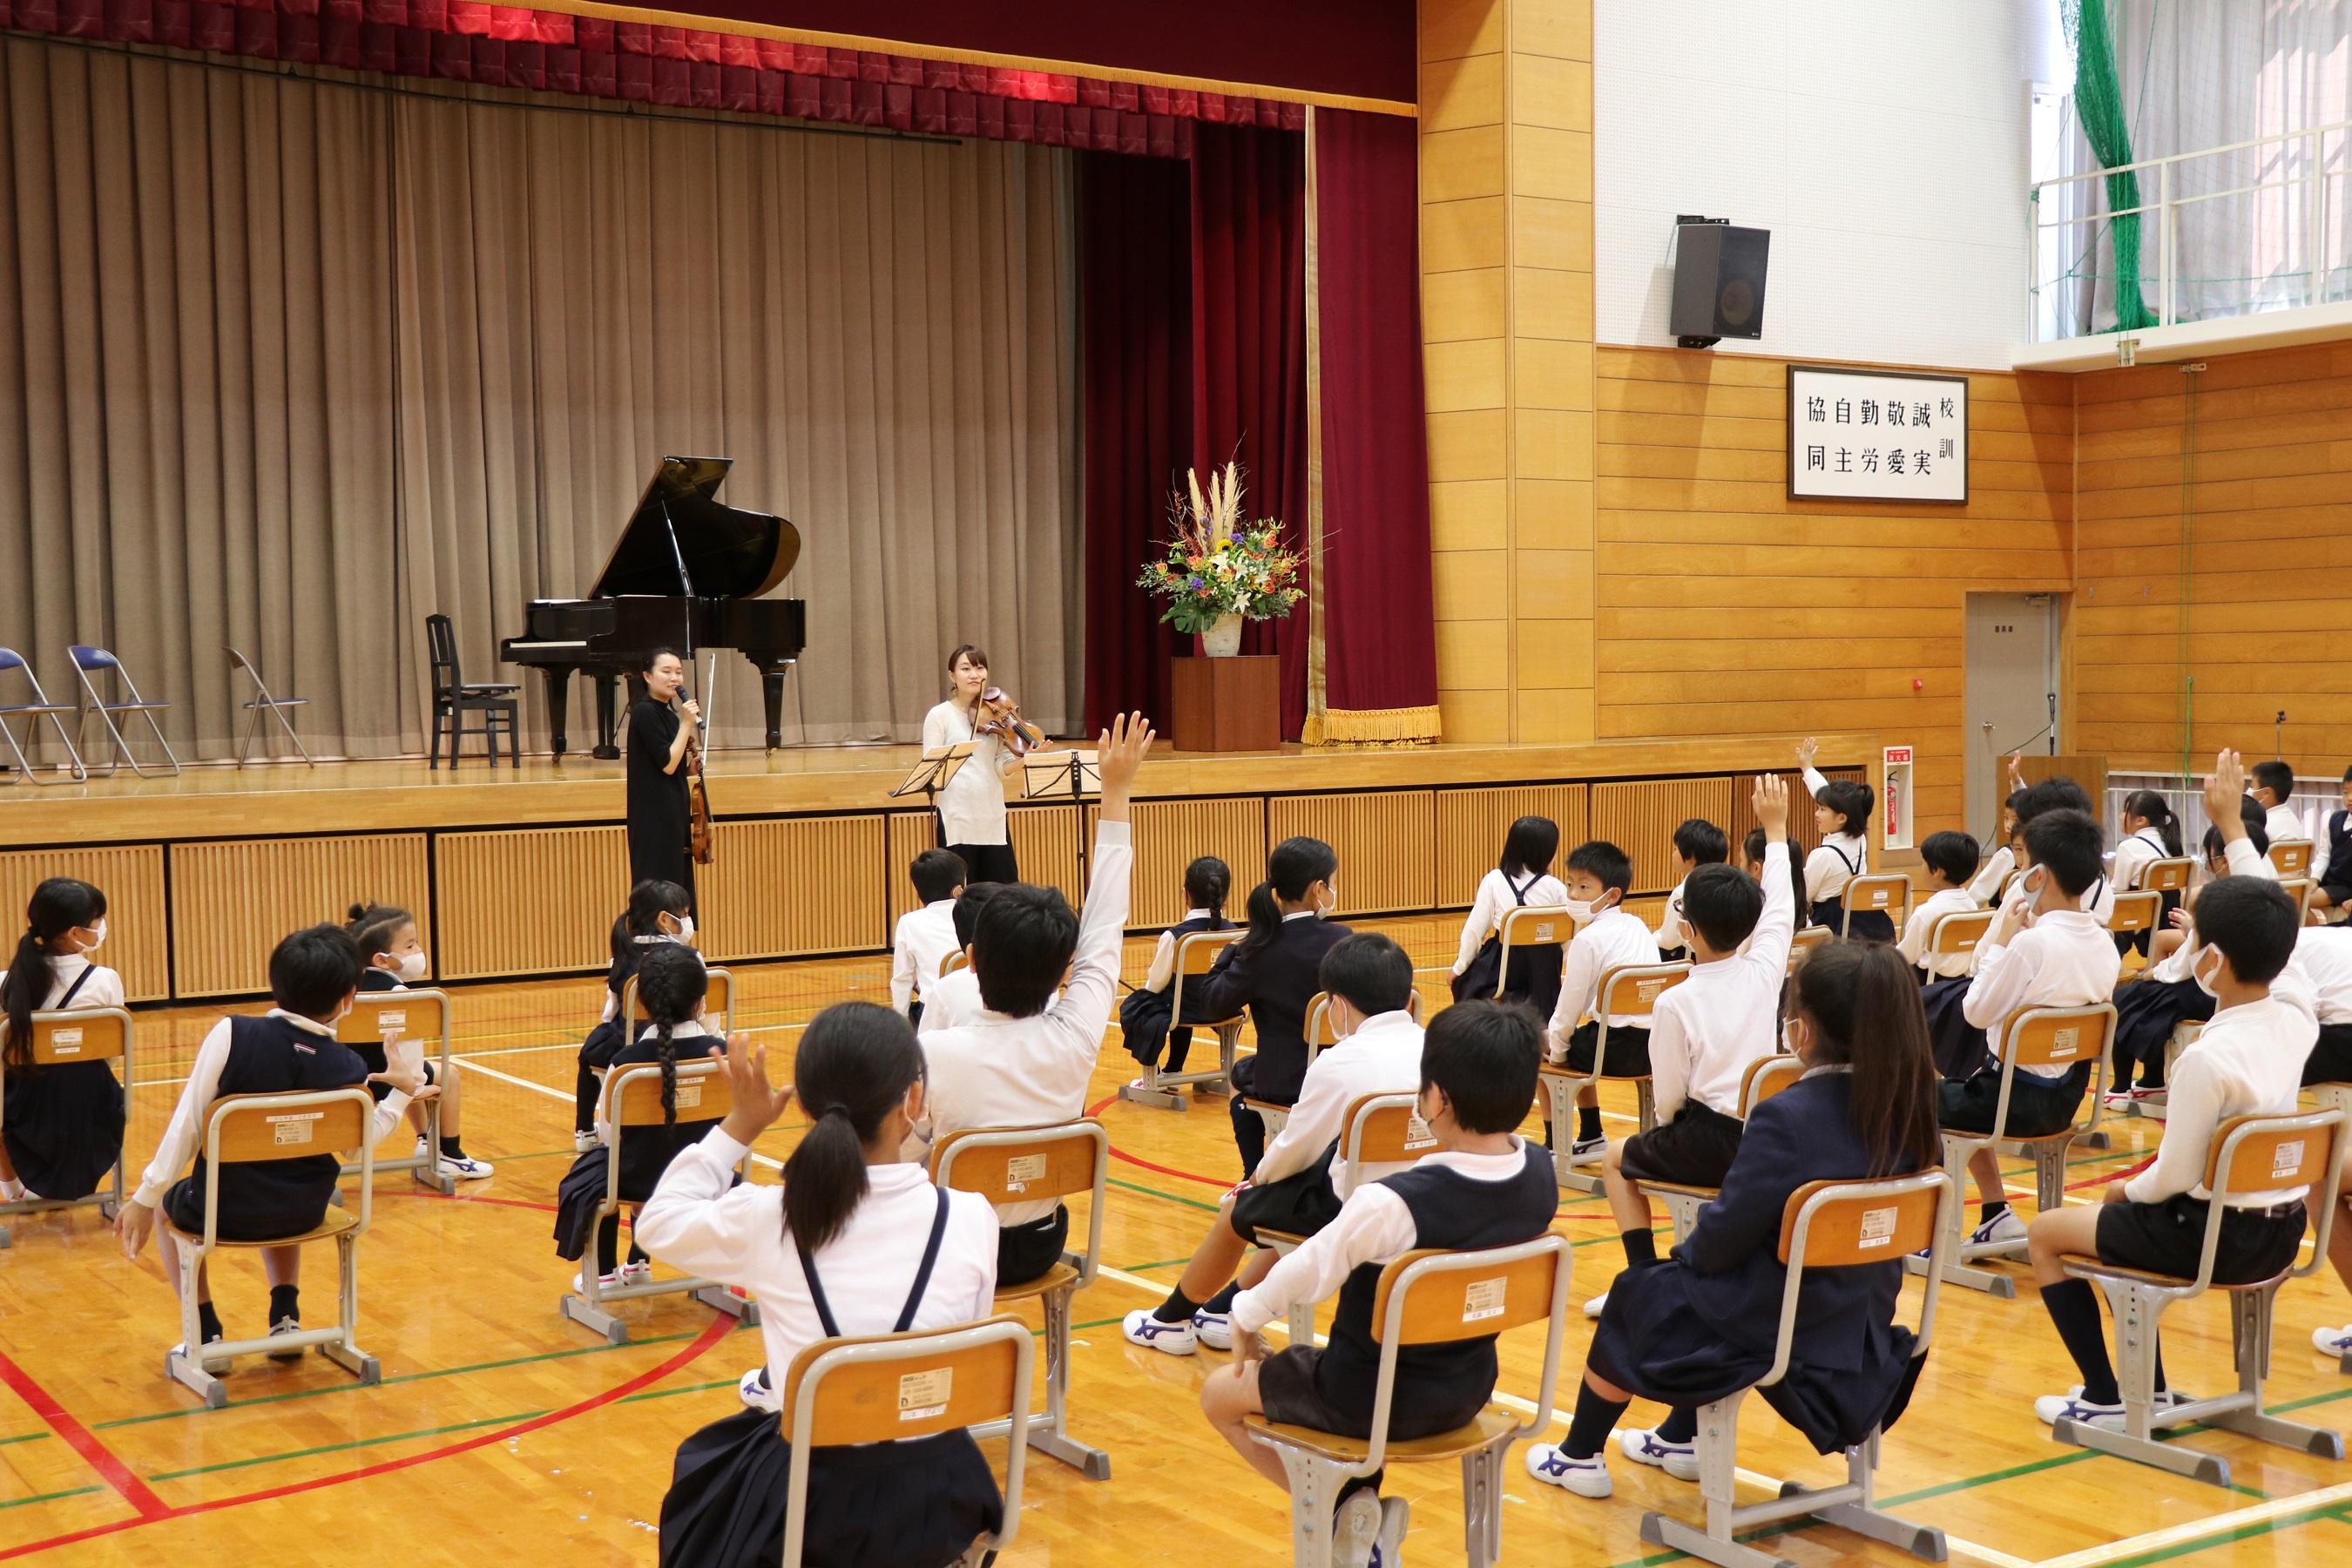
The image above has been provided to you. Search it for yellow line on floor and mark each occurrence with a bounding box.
[2031,1478,2352,1568]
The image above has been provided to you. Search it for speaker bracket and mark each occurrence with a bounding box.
[1678,335,1720,349]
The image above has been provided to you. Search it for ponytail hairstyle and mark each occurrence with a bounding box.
[1239,837,1340,956]
[1499,815,1561,881]
[345,902,414,963]
[3,878,105,1072]
[781,1001,926,1252]
[2121,789,2184,857]
[632,942,709,1126]
[1791,942,1938,1176]
[610,878,693,969]
[1183,855,1233,927]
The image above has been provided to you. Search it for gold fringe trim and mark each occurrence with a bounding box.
[1301,705,1443,748]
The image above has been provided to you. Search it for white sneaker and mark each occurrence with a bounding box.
[572,1267,621,1294]
[1619,1425,1700,1482]
[2100,1088,2143,1112]
[574,1130,602,1153]
[267,1315,306,1361]
[618,1260,653,1287]
[2314,1324,2352,1357]
[0,1177,25,1203]
[1193,1308,1233,1351]
[1583,1291,1609,1320]
[1331,1489,1383,1568]
[1121,1308,1198,1355]
[430,1145,496,1180]
[1568,1135,1607,1166]
[1969,1209,2028,1248]
[739,1366,781,1413]
[171,1333,231,1374]
[2033,1386,2124,1429]
[1524,1443,1611,1497]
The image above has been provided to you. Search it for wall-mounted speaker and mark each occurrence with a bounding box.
[1670,218,1770,348]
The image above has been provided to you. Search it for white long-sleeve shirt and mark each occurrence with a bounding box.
[922,700,1020,847]
[2289,926,2352,1027]
[2123,995,2313,1208]
[1647,842,1794,1120]
[916,967,983,1036]
[1547,908,1663,1039]
[921,819,1130,1226]
[1998,859,2116,925]
[1144,910,1220,991]
[1968,845,2016,906]
[890,901,959,1014]
[134,1010,413,1208]
[1229,1141,1534,1336]
[2110,828,2173,892]
[1249,1010,1425,1196]
[1798,766,1868,902]
[637,1130,998,1390]
[2155,839,2286,983]
[1962,909,2121,1080]
[1451,869,1569,975]
[29,954,125,1014]
[1655,875,1692,954]
[1896,886,1981,977]
[2264,802,2307,848]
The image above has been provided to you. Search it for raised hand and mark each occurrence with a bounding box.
[1794,737,1819,769]
[2005,751,2028,793]
[712,1031,792,1146]
[2205,749,2248,842]
[1096,711,1155,821]
[1754,772,1789,837]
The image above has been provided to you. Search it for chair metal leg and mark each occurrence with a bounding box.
[2055,1277,2231,1485]
[315,1231,381,1383]
[134,706,180,777]
[1776,1434,1947,1562]
[1118,1020,1237,1111]
[1027,1281,1110,1479]
[1641,1390,1797,1568]
[1269,1448,1346,1568]
[1661,1188,1710,1245]
[1461,1438,1511,1567]
[1901,1136,2017,1297]
[2197,1287,2347,1458]
[165,1237,230,1408]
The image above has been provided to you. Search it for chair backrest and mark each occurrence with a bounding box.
[2270,840,2314,877]
[0,647,26,675]
[2106,890,2162,936]
[2000,1003,2117,1071]
[65,645,118,673]
[2280,878,2315,921]
[1992,868,2018,903]
[2144,857,2194,893]
[939,949,968,977]
[335,990,449,1052]
[623,967,733,1033]
[610,1058,732,1126]
[1303,990,1340,1050]
[425,614,461,693]
[1842,874,1910,934]
[25,1007,132,1068]
[1341,1092,1438,1170]
[206,1089,373,1165]
[1597,961,1688,1021]
[1928,908,1996,956]
[1737,1053,1805,1118]
[1498,905,1574,950]
[1169,928,1245,1024]
[780,1314,1032,1450]
[2205,1110,2340,1200]
[226,646,264,684]
[1767,1169,1954,1385]
[1787,925,1830,973]
[1370,1236,1566,1347]
[932,1119,1106,1208]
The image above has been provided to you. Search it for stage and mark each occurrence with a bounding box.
[0,733,1886,1004]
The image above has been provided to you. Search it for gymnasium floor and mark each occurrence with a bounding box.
[3,919,2351,1567]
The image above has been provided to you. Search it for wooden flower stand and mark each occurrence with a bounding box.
[1171,655,1281,752]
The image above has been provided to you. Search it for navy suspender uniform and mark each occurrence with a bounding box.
[1450,872,1567,1014]
[159,1015,371,1242]
[1,965,125,1202]
[1811,841,1895,943]
[1119,911,1234,1073]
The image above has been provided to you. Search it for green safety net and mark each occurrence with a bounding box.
[2069,0,2159,330]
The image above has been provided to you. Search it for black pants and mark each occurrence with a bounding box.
[943,841,1018,884]
[996,1206,1070,1288]
[2307,1024,2352,1088]
[1229,1053,1285,1177]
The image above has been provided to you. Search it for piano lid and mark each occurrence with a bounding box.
[590,456,801,600]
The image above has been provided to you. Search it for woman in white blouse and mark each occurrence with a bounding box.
[0,877,126,1205]
[921,645,1024,884]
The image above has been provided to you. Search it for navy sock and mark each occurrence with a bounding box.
[267,1284,299,1323]
[1656,1406,1699,1444]
[1154,1286,1202,1326]
[1980,1200,2010,1227]
[1204,1282,1241,1314]
[197,1301,225,1342]
[1564,1381,1630,1461]
[2041,1279,2119,1406]
[1620,1229,1657,1268]
[1577,1106,1603,1143]
[440,1135,466,1159]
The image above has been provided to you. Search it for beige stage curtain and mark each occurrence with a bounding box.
[0,37,1080,761]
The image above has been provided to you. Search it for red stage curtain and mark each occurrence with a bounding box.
[1078,151,1192,735]
[1189,123,1309,739]
[1308,107,1439,743]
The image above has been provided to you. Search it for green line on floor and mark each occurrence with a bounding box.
[145,1410,542,1481]
[0,1484,105,1512]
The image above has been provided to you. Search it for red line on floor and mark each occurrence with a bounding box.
[2065,1152,2155,1192]
[1087,1093,1235,1187]
[382,1189,560,1213]
[0,1347,171,1519]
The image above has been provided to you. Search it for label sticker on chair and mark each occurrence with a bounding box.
[674,1083,702,1109]
[375,1010,407,1037]
[1857,1206,1899,1248]
[268,1111,323,1146]
[49,1029,81,1054]
[1869,889,1891,907]
[1006,1153,1048,1186]
[2274,1140,2305,1179]
[898,1368,952,1420]
[2049,1027,2079,1059]
[1635,979,1670,1005]
[1462,1277,1509,1322]
[1402,1115,1436,1151]
[1532,923,1556,942]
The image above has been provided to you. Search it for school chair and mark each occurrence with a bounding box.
[1840,874,1911,940]
[225,646,313,767]
[0,1007,134,1248]
[1248,990,1428,1144]
[1639,1168,1957,1568]
[1926,908,1995,970]
[2144,858,2194,896]
[777,1315,1033,1568]
[1786,926,1830,974]
[2108,891,2163,976]
[939,950,968,977]
[426,612,521,769]
[2309,1082,2352,1373]
[1903,1001,2118,1298]
[334,988,456,1196]
[561,1059,760,1344]
[1992,868,2019,904]
[932,1119,1111,1480]
[1241,1233,1571,1568]
[1649,1054,1809,1245]
[67,644,179,778]
[619,967,736,1037]
[2051,1107,2346,1487]
[1255,1092,1445,1347]
[2280,877,2316,923]
[1541,962,1690,1193]
[1493,904,1577,997]
[1119,928,1247,1112]
[162,1086,382,1408]
[0,648,86,783]
[2270,840,2315,879]
[2126,1018,2206,1122]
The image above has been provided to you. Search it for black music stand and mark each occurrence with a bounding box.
[1021,749,1102,893]
[890,745,976,821]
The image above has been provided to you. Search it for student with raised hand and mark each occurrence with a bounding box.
[916,882,1002,1039]
[1450,814,1567,1010]
[0,878,125,1208]
[1795,737,1892,941]
[575,879,693,1152]
[1120,855,1235,1077]
[921,713,1152,1288]
[640,1010,1004,1568]
[1543,839,1661,1160]
[1124,932,1425,1355]
[2024,875,2312,1429]
[1524,942,1940,1497]
[344,902,490,1180]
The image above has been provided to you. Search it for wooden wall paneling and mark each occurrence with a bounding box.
[1434,784,1589,906]
[1127,796,1269,929]
[1267,792,1436,915]
[168,835,431,997]
[1588,778,1735,895]
[700,816,889,960]
[885,811,941,928]
[0,844,170,1001]
[436,827,626,980]
[1008,804,1083,904]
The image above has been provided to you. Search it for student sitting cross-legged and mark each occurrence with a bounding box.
[1197,1001,1555,1558]
[1123,931,1425,1355]
[916,881,1003,1038]
[112,925,429,1357]
[1524,941,1941,1496]
[1588,774,1796,1320]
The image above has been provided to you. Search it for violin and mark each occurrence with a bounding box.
[680,693,715,867]
[975,686,1045,757]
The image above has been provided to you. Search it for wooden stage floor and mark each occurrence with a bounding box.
[4,921,2350,1567]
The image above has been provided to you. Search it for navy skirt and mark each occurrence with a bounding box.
[2,1059,125,1201]
[1811,899,1896,944]
[1450,936,1565,1018]
[1587,1261,1920,1455]
[2112,977,2213,1085]
[659,1407,1002,1568]
[1920,976,1985,1079]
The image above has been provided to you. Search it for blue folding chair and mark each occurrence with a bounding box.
[0,649,85,784]
[68,645,179,777]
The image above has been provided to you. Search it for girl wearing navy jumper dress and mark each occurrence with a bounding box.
[555,943,726,1288]
[1450,814,1568,1014]
[1525,940,1941,1497]
[0,878,126,1207]
[1798,739,1893,942]
[344,902,490,1180]
[1120,855,1235,1076]
[2109,791,2186,957]
[574,880,693,1151]
[639,1004,1003,1568]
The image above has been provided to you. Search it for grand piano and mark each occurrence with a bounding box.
[502,456,808,758]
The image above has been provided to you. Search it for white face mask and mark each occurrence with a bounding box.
[1563,891,1616,922]
[78,919,106,953]
[394,950,429,983]
[2192,945,2222,999]
[666,914,696,943]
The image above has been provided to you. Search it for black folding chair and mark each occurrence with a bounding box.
[0,648,84,783]
[426,614,520,769]
[226,647,314,767]
[69,645,179,777]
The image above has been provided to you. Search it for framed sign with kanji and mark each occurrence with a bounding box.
[1787,366,1968,503]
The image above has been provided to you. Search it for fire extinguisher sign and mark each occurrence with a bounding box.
[1882,747,1915,852]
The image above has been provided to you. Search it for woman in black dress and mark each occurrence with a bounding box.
[628,648,700,909]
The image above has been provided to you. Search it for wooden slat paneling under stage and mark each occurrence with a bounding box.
[0,735,1889,998]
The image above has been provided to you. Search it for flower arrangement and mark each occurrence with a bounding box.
[1135,463,1304,640]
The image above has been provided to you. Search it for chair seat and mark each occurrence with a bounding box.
[993,1261,1078,1304]
[166,1209,360,1248]
[0,700,74,716]
[241,695,308,710]
[1242,1098,1288,1112]
[1203,1015,1247,1031]
[1255,1227,1308,1249]
[2059,1252,2290,1293]
[1538,1064,1650,1083]
[1644,1180,1720,1202]
[90,699,168,713]
[1243,1403,1523,1463]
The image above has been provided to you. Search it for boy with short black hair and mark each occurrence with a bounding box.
[1544,840,1663,1162]
[889,848,967,1026]
[2251,760,2302,847]
[115,925,429,1356]
[916,881,1001,1037]
[1903,830,1989,1076]
[1196,1000,1555,1562]
[1655,818,1730,959]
